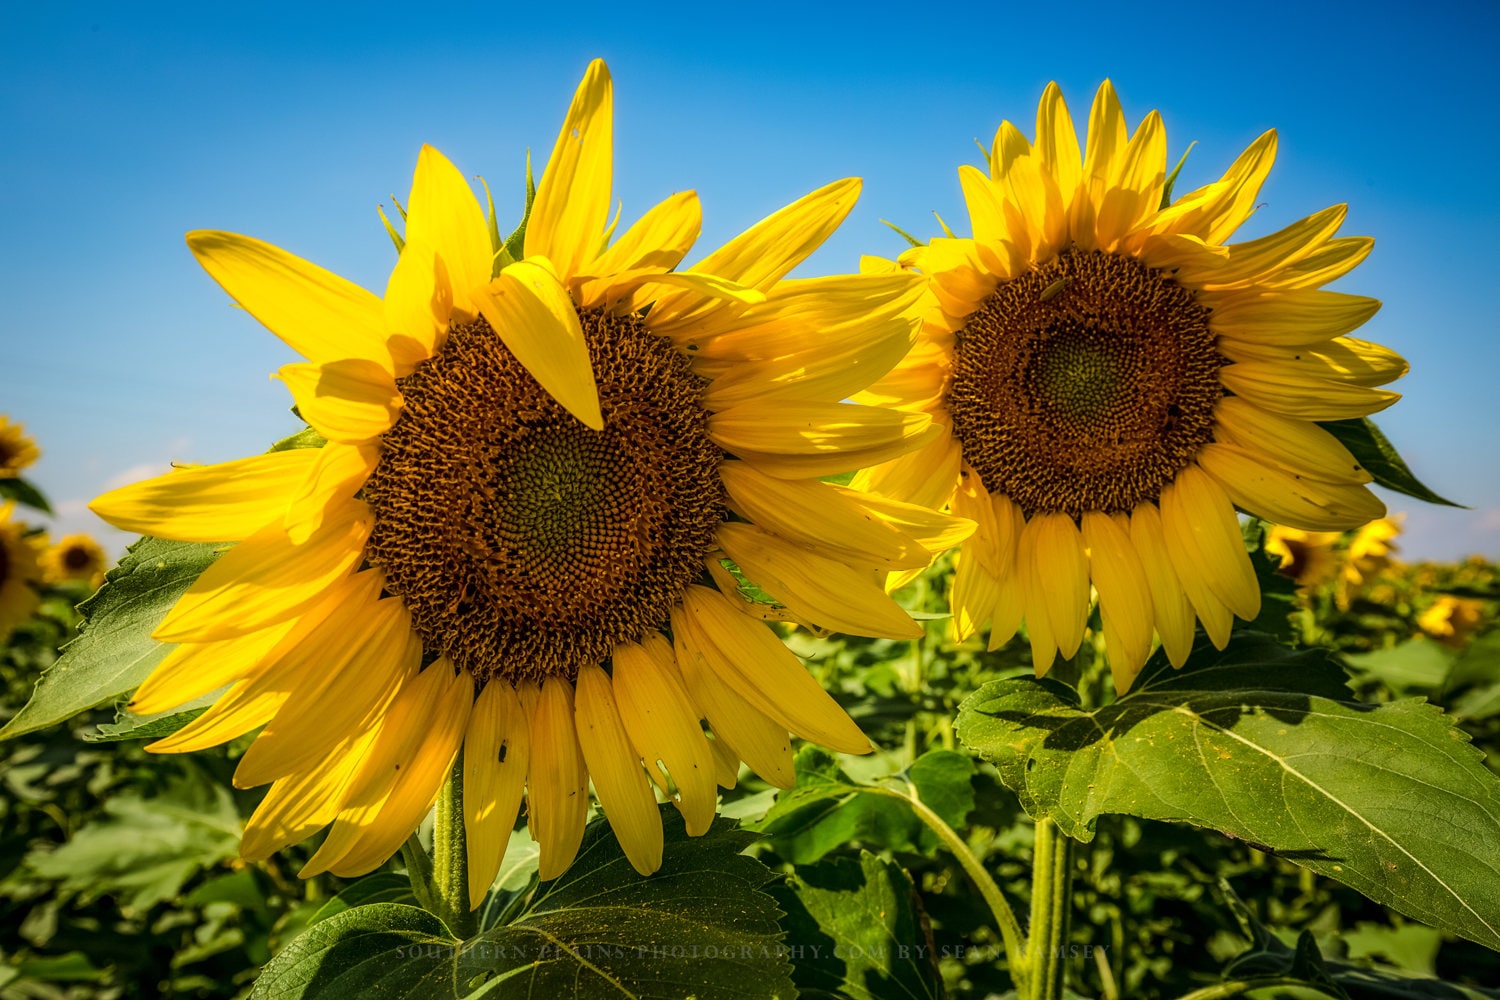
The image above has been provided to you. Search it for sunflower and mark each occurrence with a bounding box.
[41,533,108,589]
[857,81,1403,692]
[0,503,44,641]
[91,60,951,896]
[1337,515,1403,608]
[1417,595,1486,650]
[0,416,40,479]
[1264,525,1340,589]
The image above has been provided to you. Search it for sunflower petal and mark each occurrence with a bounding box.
[91,449,318,543]
[473,257,601,430]
[276,359,402,445]
[1197,442,1386,531]
[574,663,663,876]
[405,145,492,316]
[464,681,530,907]
[528,678,590,881]
[186,231,391,369]
[527,59,613,281]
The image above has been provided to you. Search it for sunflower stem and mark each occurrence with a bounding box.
[869,784,1028,984]
[1025,816,1075,1000]
[430,751,476,939]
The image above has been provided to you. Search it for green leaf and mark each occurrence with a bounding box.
[1343,638,1454,695]
[956,632,1500,952]
[0,536,220,742]
[308,872,419,927]
[770,851,942,1000]
[1321,418,1462,507]
[24,771,242,911]
[0,475,53,514]
[748,747,975,864]
[252,810,795,999]
[85,707,207,742]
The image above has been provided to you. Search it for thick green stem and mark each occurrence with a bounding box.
[431,751,476,939]
[1026,817,1075,1000]
[870,784,1028,987]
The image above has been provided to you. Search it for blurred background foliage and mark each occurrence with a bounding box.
[2,470,1497,998]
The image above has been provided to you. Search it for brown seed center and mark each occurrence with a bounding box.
[946,248,1223,517]
[363,308,726,684]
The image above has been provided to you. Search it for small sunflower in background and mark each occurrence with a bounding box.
[857,81,1404,692]
[41,533,108,589]
[92,59,956,897]
[1264,525,1341,590]
[1337,515,1403,608]
[1417,595,1486,650]
[0,503,44,641]
[0,416,40,479]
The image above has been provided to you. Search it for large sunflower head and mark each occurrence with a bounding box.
[41,533,108,589]
[91,60,953,895]
[857,81,1404,692]
[0,416,40,479]
[0,503,44,641]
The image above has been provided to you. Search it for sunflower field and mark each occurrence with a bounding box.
[3,60,1499,1000]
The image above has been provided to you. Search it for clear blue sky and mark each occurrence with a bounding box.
[3,0,1497,561]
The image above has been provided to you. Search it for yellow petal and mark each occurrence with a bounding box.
[1269,236,1373,290]
[302,663,472,878]
[527,59,613,281]
[1159,467,1260,622]
[405,145,492,316]
[710,402,934,477]
[233,593,419,787]
[1035,82,1082,202]
[186,230,391,369]
[1033,513,1091,660]
[1196,205,1348,290]
[986,497,1027,651]
[678,586,872,754]
[719,461,933,570]
[1128,504,1195,667]
[949,547,999,643]
[91,448,318,543]
[1016,515,1058,674]
[959,164,1009,246]
[241,723,378,861]
[1213,397,1371,485]
[1219,361,1400,420]
[1096,110,1166,248]
[646,178,861,330]
[611,637,717,835]
[1208,289,1380,347]
[283,442,380,544]
[1145,130,1277,244]
[851,434,962,514]
[583,190,701,286]
[528,678,590,881]
[130,617,298,715]
[1197,442,1386,531]
[670,606,794,788]
[384,239,452,375]
[147,678,288,753]
[716,523,922,639]
[464,681,530,907]
[574,663,663,876]
[276,359,402,444]
[152,500,372,642]
[1082,511,1154,692]
[473,257,601,431]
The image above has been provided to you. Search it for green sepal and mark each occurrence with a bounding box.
[269,426,326,452]
[880,219,925,249]
[1160,141,1196,208]
[1320,417,1463,507]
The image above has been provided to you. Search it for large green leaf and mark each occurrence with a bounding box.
[0,536,219,742]
[747,747,976,865]
[1321,418,1461,507]
[956,633,1500,952]
[770,851,943,1000]
[250,810,795,1000]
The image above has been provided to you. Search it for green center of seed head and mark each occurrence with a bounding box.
[1033,333,1127,426]
[507,429,618,561]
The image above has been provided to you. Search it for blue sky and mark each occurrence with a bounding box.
[3,1,1497,561]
